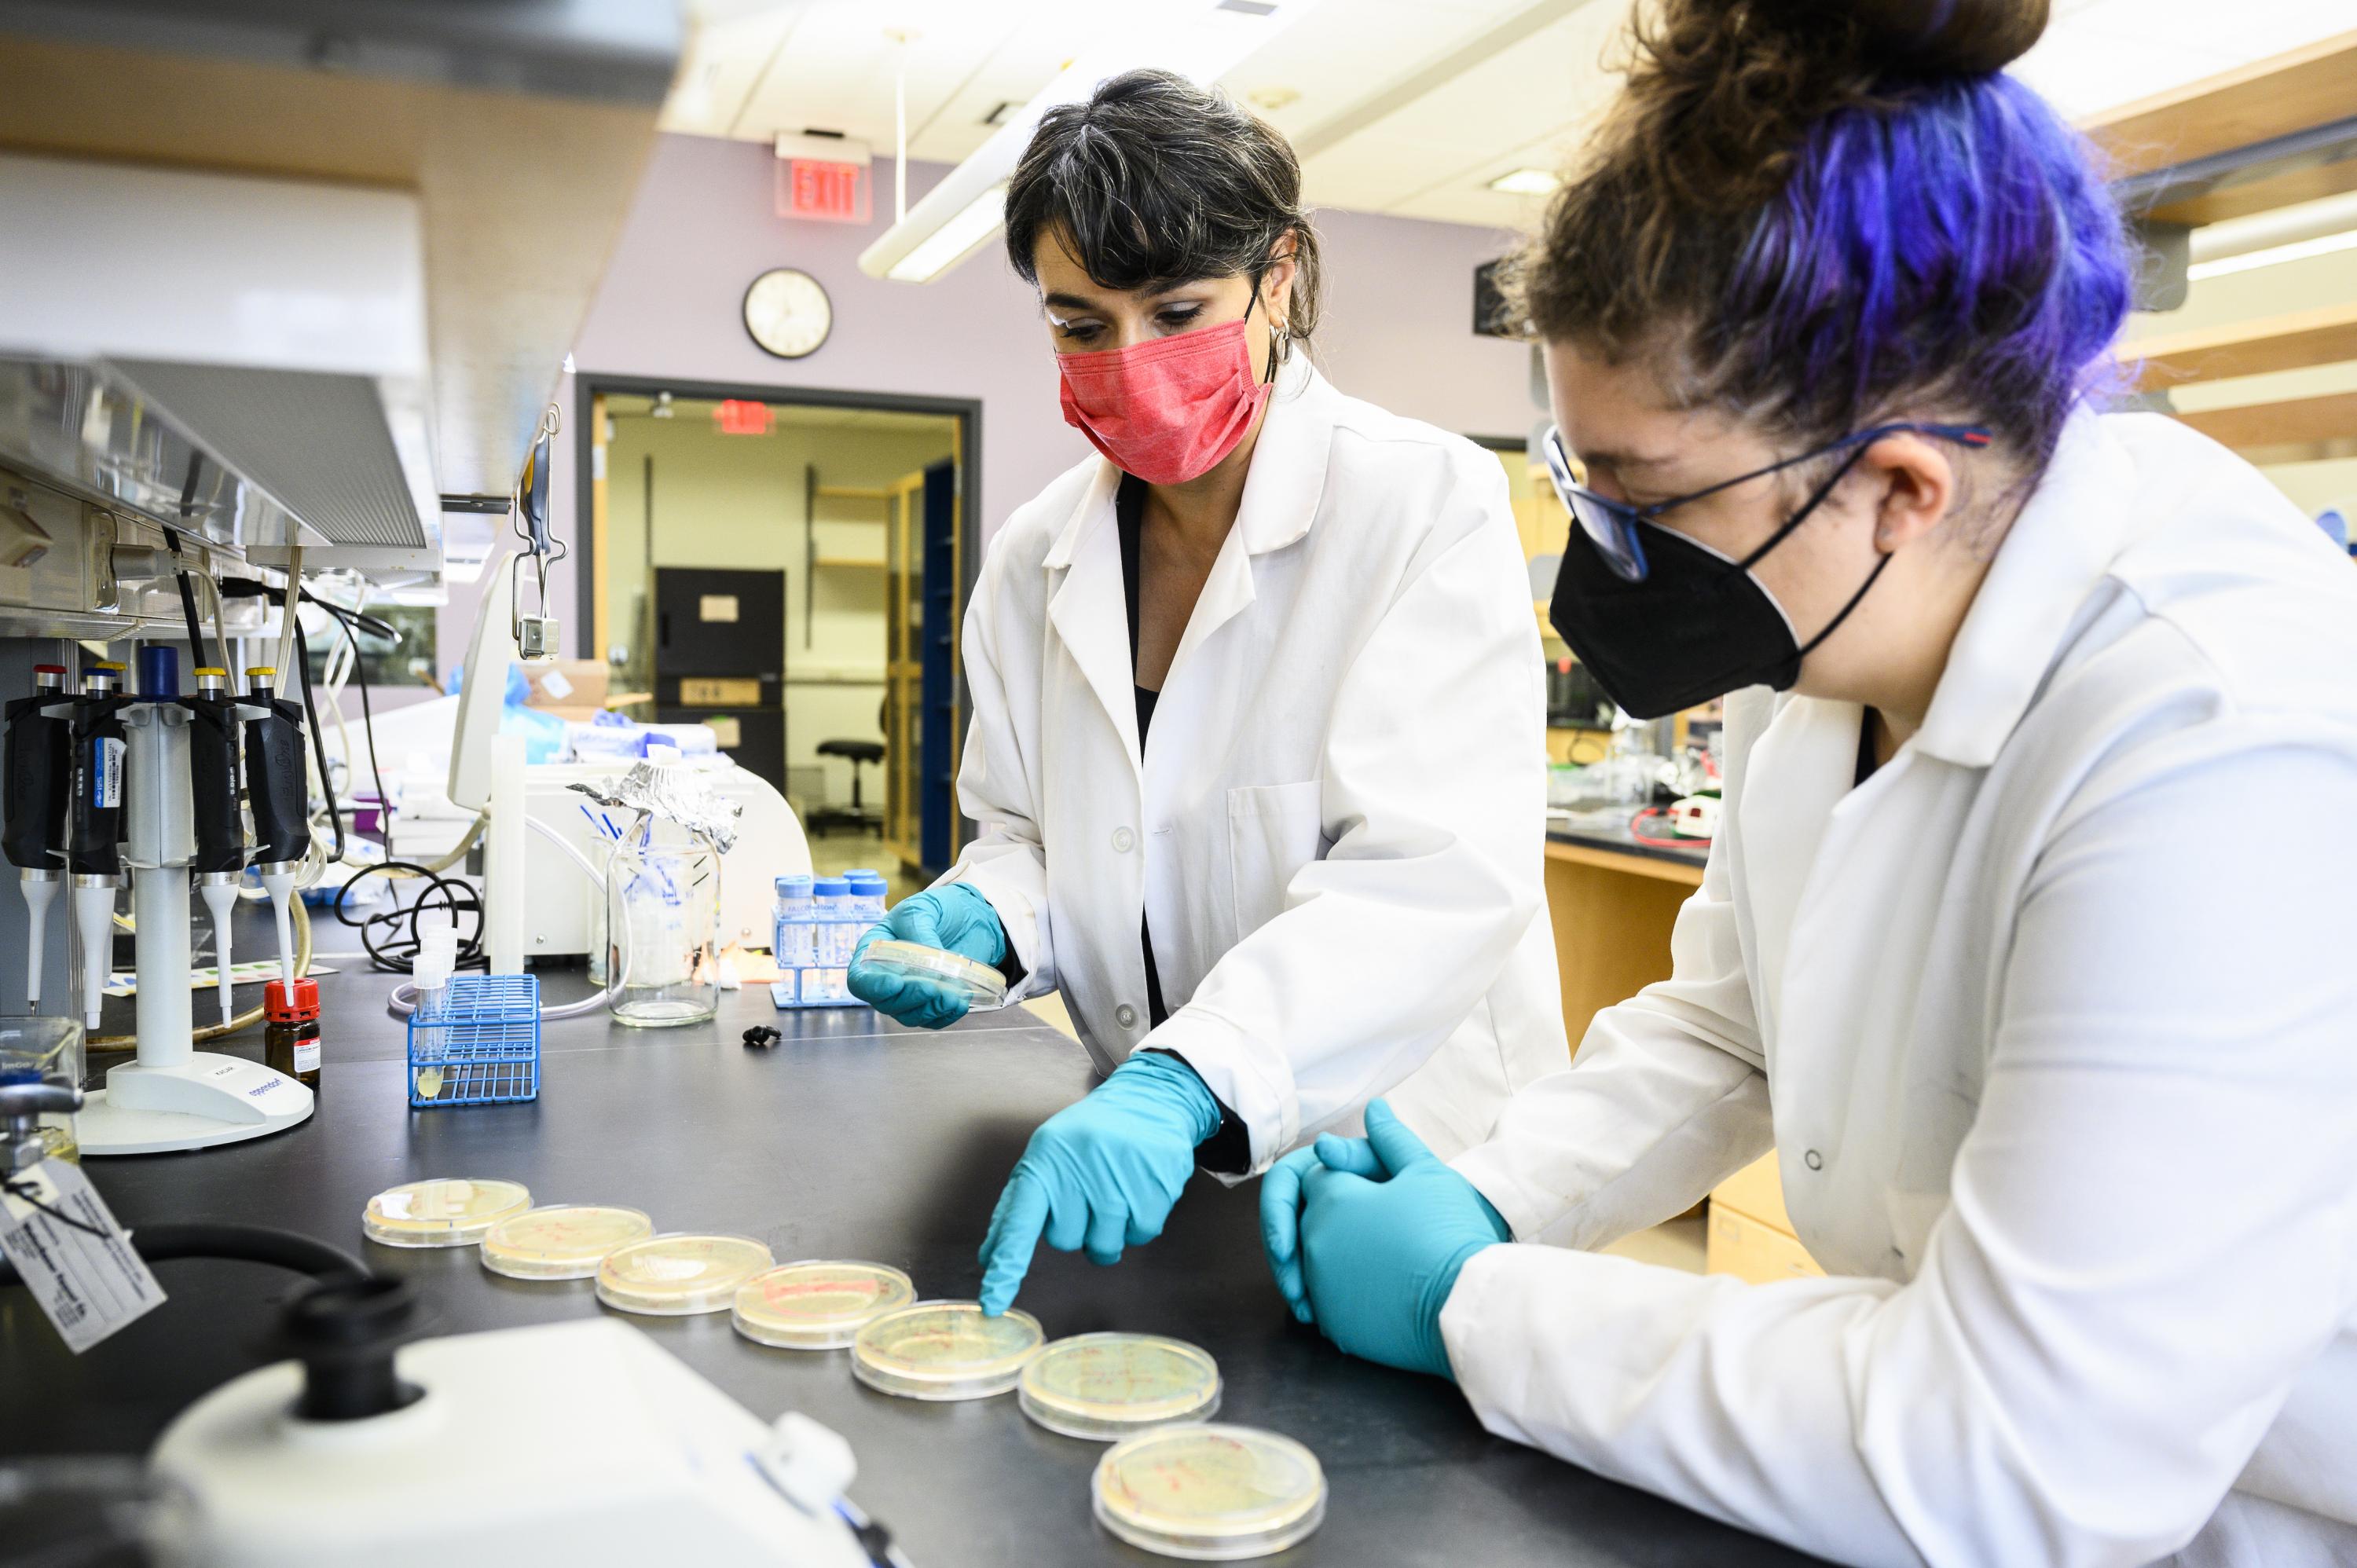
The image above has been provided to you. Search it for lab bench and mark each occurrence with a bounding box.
[1544,822,1706,1054]
[1,963,1819,1567]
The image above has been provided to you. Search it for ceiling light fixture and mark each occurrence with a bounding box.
[2187,226,2357,281]
[1487,168,1560,196]
[886,181,1012,283]
[858,0,1317,284]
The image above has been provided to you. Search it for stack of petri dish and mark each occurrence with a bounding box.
[361,1178,533,1248]
[733,1259,917,1350]
[853,940,1009,1011]
[850,1300,1043,1400]
[480,1205,655,1280]
[595,1233,775,1316]
[1019,1333,1222,1440]
[1093,1423,1328,1560]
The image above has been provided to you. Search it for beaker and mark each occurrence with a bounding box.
[0,1016,84,1163]
[604,822,720,1028]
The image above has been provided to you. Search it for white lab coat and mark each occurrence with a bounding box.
[1442,410,2357,1568]
[945,355,1568,1170]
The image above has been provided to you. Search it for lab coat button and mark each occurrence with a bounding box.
[1112,827,1135,853]
[1115,1004,1138,1029]
[1804,1149,1824,1171]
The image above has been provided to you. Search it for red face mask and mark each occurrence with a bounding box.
[1057,314,1273,486]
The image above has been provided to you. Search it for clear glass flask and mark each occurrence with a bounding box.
[604,822,721,1028]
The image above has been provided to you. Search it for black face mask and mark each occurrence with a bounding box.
[1548,446,1889,720]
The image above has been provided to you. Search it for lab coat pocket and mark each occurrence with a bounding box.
[1226,781,1327,940]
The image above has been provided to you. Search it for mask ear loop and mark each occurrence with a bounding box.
[1793,551,1891,660]
[1784,442,1897,659]
[1734,441,1871,573]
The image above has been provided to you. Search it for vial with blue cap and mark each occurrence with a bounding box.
[772,874,816,969]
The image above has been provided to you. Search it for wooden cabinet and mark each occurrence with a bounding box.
[1707,1151,1823,1282]
[1706,1201,1824,1286]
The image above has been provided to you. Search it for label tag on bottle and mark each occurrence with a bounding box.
[294,1039,320,1073]
[0,1158,166,1353]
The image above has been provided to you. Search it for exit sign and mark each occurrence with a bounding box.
[787,159,868,223]
[775,134,872,225]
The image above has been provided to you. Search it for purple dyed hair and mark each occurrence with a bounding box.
[1515,0,2134,467]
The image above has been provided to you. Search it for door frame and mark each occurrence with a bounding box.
[572,373,983,654]
[573,373,984,859]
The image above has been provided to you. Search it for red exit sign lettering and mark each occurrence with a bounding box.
[783,159,869,224]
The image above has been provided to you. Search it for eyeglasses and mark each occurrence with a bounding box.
[1541,420,1995,582]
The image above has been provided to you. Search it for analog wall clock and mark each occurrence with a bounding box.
[743,267,832,359]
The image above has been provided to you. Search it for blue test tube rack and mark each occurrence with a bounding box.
[407,973,541,1106]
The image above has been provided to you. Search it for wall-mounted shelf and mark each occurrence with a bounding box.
[2128,302,2357,390]
[2088,28,2357,179]
[805,464,893,645]
[2176,389,2357,457]
[2088,29,2357,225]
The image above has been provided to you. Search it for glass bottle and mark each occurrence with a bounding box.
[0,1016,82,1163]
[263,977,321,1091]
[607,822,721,1027]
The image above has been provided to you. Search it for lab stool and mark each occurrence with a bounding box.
[807,738,885,836]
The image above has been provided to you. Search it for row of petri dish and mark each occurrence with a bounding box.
[360,1176,1321,1561]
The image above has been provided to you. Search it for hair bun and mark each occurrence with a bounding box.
[1761,0,2049,77]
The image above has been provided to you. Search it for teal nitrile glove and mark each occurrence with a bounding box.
[977,1051,1222,1316]
[1293,1099,1512,1380]
[847,882,1007,1030]
[1259,1112,1417,1322]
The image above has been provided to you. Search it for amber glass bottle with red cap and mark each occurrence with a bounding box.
[264,976,321,1092]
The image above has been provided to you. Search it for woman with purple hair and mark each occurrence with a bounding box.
[1262,1,2357,1562]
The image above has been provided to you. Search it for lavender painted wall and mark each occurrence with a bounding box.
[528,132,1540,657]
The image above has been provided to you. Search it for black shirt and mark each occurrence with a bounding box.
[1116,474,1249,1173]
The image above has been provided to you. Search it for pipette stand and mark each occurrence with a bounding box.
[77,658,312,1156]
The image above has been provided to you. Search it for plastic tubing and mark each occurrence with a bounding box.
[0,1220,365,1291]
[384,815,625,1022]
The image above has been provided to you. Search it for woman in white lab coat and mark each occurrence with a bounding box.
[846,69,1567,1313]
[1263,2,2357,1564]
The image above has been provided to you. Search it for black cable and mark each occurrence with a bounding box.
[157,525,213,666]
[212,577,401,645]
[335,604,393,852]
[332,860,486,974]
[0,1220,368,1290]
[291,618,346,863]
[2,1177,111,1238]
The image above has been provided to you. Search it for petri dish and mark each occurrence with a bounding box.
[1094,1424,1327,1561]
[361,1178,532,1248]
[480,1204,655,1280]
[855,940,1009,1009]
[595,1233,775,1316]
[1021,1333,1222,1441]
[733,1259,918,1350]
[850,1299,1043,1401]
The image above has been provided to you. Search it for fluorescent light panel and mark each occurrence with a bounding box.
[886,181,1011,282]
[1487,167,1560,196]
[2187,227,2357,280]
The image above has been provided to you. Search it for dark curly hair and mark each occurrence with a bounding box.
[1004,68,1322,348]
